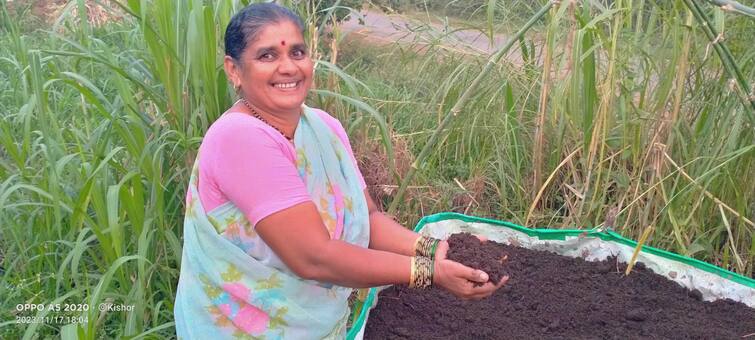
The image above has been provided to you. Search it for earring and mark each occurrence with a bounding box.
[234,83,242,96]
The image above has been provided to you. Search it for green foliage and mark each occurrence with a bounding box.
[0,0,753,338]
[334,0,753,276]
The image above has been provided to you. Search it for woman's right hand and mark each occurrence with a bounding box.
[432,240,508,300]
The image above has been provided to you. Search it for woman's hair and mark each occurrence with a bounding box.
[224,3,305,61]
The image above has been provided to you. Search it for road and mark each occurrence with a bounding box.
[339,9,535,65]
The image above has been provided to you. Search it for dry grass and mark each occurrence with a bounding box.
[353,131,414,211]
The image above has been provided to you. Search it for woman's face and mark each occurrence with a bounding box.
[228,20,313,115]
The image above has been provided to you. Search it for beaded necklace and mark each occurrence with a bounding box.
[241,98,293,142]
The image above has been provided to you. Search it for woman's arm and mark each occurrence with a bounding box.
[255,200,500,297]
[363,190,421,256]
[256,201,411,288]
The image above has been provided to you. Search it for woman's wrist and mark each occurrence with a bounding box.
[414,235,442,258]
[408,256,434,289]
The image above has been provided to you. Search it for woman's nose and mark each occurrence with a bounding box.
[277,56,298,75]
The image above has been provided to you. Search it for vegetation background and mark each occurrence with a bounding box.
[0,0,753,338]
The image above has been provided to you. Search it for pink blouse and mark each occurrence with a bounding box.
[197,109,366,226]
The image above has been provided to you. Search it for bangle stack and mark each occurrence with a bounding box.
[414,235,441,258]
[409,256,434,289]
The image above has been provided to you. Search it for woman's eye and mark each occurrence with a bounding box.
[259,53,275,61]
[291,49,306,59]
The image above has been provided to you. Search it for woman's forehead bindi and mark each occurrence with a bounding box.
[281,40,286,46]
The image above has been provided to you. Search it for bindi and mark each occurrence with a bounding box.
[281,40,286,46]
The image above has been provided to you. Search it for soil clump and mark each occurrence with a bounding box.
[446,233,508,286]
[364,233,755,339]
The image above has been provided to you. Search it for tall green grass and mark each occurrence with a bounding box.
[0,0,752,338]
[0,0,370,337]
[339,0,754,276]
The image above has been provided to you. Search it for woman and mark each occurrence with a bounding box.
[174,3,506,339]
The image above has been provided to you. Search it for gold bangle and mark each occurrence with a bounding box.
[413,236,424,255]
[415,235,441,257]
[409,257,417,288]
[409,256,433,289]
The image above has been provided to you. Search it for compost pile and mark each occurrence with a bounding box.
[364,233,755,339]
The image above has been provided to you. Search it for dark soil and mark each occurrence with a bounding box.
[446,233,509,286]
[364,233,755,339]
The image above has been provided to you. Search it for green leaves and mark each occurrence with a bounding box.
[1,1,754,338]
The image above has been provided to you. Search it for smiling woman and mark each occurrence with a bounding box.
[173,3,506,339]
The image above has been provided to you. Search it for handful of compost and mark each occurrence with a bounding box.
[446,233,510,287]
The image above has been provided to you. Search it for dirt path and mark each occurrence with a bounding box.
[340,9,534,65]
